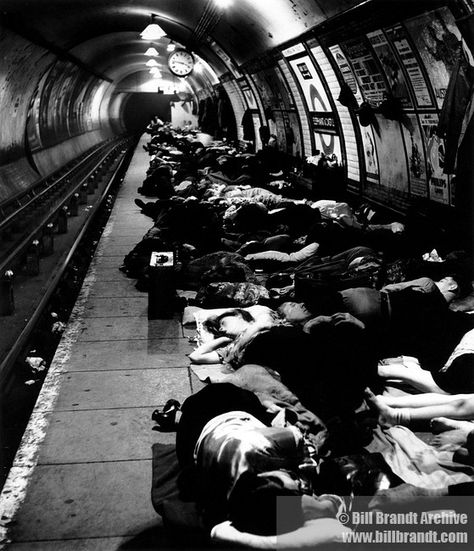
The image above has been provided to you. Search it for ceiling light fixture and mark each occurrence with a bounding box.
[146,59,159,67]
[145,47,159,57]
[167,42,176,52]
[149,67,162,75]
[215,0,233,8]
[140,15,166,40]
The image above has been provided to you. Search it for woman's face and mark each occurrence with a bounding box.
[278,302,312,323]
[219,314,251,337]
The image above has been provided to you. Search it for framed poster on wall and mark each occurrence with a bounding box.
[342,38,388,104]
[366,29,413,108]
[373,117,410,193]
[401,114,429,197]
[405,9,461,109]
[419,113,450,204]
[385,24,434,109]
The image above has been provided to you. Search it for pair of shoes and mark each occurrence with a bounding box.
[134,198,146,210]
[152,399,181,431]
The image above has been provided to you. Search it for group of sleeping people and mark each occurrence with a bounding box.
[140,128,474,544]
[166,270,474,543]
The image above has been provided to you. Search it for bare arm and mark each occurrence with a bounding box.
[188,336,233,364]
[381,277,435,293]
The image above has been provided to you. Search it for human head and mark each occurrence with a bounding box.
[435,275,461,302]
[204,309,255,337]
[227,470,304,535]
[278,302,313,324]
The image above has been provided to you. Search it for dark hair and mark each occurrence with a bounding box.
[446,272,472,299]
[204,309,254,336]
[228,470,303,535]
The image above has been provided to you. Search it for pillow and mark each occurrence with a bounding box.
[182,306,203,326]
[245,243,319,264]
[194,305,279,344]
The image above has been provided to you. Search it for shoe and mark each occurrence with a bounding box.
[152,399,181,431]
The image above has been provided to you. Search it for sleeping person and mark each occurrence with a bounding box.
[189,308,377,422]
[175,383,349,544]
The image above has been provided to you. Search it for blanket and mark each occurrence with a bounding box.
[367,425,474,489]
[190,363,327,451]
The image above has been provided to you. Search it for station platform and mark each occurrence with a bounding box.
[0,136,204,549]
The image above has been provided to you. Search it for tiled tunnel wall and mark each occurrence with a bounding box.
[0,2,473,213]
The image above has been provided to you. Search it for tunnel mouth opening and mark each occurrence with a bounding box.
[121,93,174,134]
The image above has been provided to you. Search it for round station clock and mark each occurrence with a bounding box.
[167,49,195,76]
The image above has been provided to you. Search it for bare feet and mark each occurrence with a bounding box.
[364,388,399,427]
[378,356,422,378]
[430,417,474,434]
[430,430,468,449]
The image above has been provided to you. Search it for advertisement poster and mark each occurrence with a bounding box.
[273,111,288,152]
[342,38,388,104]
[251,71,275,109]
[288,55,332,113]
[273,66,296,110]
[373,117,409,192]
[238,78,258,110]
[287,112,302,157]
[420,113,449,204]
[329,45,364,103]
[385,24,434,108]
[405,9,460,109]
[360,126,379,183]
[367,29,412,108]
[401,114,428,197]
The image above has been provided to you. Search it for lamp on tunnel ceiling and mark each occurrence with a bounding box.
[214,0,233,8]
[145,47,159,57]
[149,67,162,78]
[140,14,166,40]
[167,42,176,52]
[146,59,160,67]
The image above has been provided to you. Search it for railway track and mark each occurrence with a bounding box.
[0,135,137,387]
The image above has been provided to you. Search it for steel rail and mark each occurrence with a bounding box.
[0,139,128,274]
[0,140,116,232]
[0,143,134,388]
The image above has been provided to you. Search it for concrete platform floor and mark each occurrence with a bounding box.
[0,136,204,549]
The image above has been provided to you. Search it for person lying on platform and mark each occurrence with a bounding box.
[174,383,349,544]
[281,274,474,388]
[189,308,377,422]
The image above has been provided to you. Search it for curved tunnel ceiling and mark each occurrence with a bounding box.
[1,0,366,91]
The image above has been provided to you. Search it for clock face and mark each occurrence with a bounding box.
[168,49,195,76]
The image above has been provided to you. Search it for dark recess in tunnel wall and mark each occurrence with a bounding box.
[121,93,172,134]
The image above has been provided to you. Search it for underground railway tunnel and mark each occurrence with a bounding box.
[1,0,474,549]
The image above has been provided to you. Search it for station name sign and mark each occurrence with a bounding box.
[311,112,337,134]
